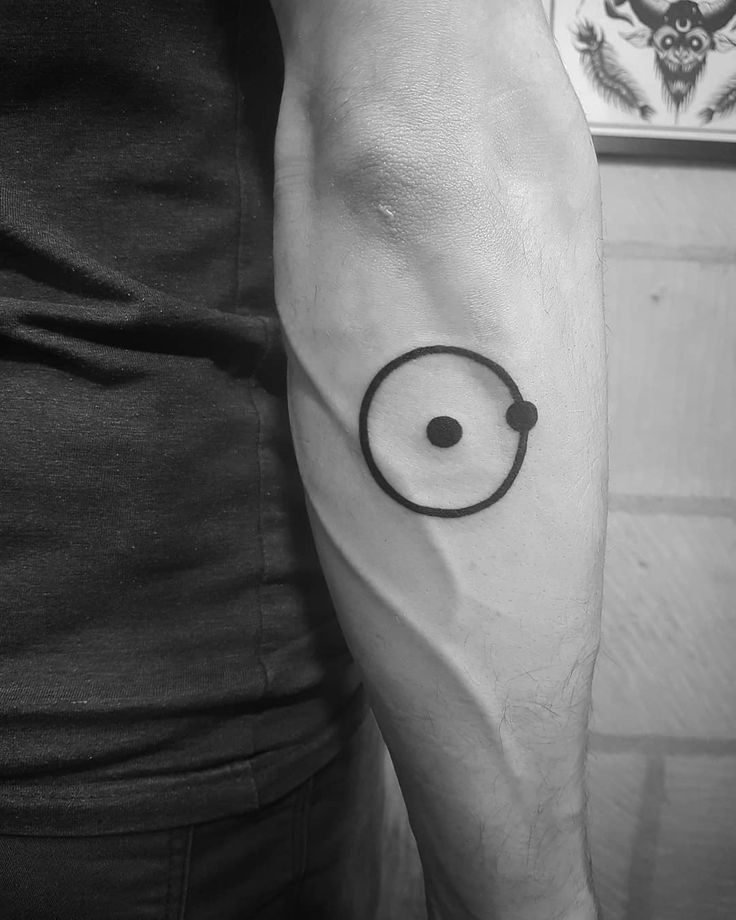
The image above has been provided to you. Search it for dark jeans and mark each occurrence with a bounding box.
[0,715,393,920]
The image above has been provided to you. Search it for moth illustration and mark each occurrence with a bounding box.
[572,18,657,119]
[572,0,736,121]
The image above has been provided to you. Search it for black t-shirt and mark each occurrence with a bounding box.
[0,0,366,835]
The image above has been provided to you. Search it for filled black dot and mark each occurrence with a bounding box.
[426,415,463,448]
[506,400,538,432]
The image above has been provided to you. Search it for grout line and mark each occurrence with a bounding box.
[604,241,736,264]
[609,493,736,520]
[590,732,736,757]
[624,755,666,920]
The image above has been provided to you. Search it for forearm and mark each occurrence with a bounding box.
[271,5,606,919]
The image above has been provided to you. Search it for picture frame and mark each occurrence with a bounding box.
[543,0,736,161]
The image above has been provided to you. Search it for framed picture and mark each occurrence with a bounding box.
[543,0,736,161]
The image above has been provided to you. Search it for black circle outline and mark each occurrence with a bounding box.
[358,346,536,518]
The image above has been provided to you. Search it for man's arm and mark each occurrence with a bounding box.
[269,2,606,918]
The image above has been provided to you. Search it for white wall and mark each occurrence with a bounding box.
[588,159,736,920]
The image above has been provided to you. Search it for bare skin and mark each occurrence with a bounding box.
[269,3,607,918]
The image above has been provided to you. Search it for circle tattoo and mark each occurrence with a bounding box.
[358,346,538,518]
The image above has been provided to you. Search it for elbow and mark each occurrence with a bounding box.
[298,95,600,253]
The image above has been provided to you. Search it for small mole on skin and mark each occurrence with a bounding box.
[426,415,463,448]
